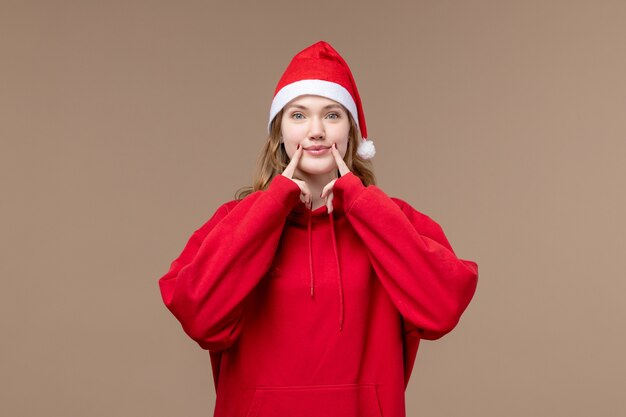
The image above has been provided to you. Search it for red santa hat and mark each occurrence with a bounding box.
[268,41,376,159]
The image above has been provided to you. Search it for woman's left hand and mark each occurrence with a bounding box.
[321,143,351,213]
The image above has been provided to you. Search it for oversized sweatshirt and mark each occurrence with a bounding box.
[158,172,478,417]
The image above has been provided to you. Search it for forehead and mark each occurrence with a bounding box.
[284,95,346,110]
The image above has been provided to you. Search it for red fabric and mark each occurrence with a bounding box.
[158,173,478,417]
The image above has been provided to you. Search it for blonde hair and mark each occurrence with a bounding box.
[235,108,376,200]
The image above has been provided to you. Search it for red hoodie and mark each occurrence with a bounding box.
[158,172,478,417]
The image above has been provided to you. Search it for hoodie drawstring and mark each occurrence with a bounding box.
[306,209,345,332]
[308,212,314,297]
[329,213,344,332]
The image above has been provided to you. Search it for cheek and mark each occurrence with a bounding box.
[340,141,349,159]
[280,125,304,156]
[282,139,300,159]
[336,132,350,157]
[282,143,293,160]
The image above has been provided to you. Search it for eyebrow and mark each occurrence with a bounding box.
[285,103,344,111]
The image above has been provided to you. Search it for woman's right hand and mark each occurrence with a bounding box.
[281,144,312,209]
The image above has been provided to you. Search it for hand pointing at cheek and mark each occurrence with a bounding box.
[281,144,314,210]
[320,143,352,213]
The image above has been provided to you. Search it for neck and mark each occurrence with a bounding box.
[294,169,339,210]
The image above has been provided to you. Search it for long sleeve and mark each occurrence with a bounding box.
[158,175,301,351]
[333,173,478,340]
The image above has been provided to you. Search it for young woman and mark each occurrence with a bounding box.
[158,41,478,417]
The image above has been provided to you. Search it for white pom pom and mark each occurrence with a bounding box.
[357,139,376,159]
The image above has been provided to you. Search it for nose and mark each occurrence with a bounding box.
[308,117,325,140]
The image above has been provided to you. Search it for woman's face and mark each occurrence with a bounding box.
[280,95,351,178]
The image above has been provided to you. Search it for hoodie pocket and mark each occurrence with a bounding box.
[244,383,383,417]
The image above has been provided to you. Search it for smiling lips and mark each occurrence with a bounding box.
[303,145,331,155]
[304,145,331,150]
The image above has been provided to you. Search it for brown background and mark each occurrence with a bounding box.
[2,1,625,416]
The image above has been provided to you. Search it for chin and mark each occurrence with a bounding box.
[299,163,335,177]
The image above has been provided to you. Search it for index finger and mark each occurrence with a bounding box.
[331,143,351,176]
[282,145,303,178]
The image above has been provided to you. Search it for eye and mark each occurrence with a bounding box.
[291,112,305,120]
[326,112,340,120]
